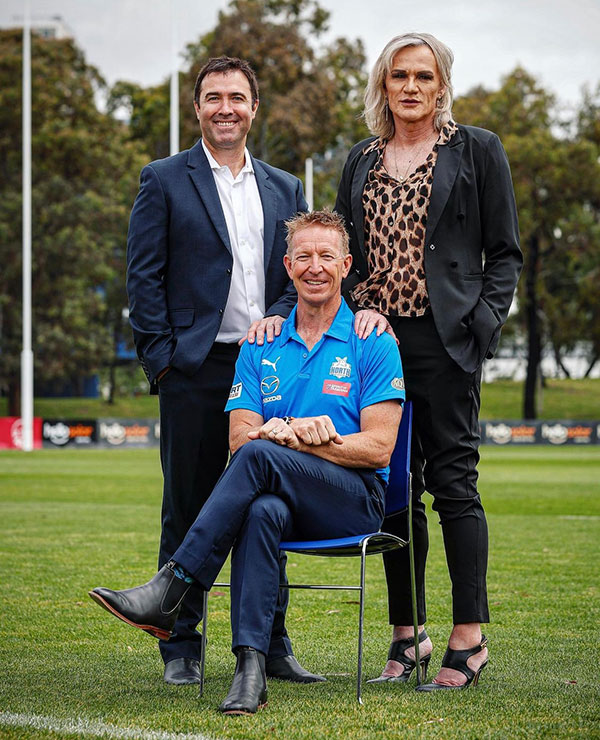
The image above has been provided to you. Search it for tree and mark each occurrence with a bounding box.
[454,69,600,417]
[0,29,146,413]
[107,79,170,162]
[543,205,600,378]
[574,83,600,377]
[112,0,370,206]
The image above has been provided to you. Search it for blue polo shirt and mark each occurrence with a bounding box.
[225,299,405,481]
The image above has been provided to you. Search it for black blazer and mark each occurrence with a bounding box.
[335,124,523,373]
[126,139,307,391]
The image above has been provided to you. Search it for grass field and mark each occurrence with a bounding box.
[2,377,599,420]
[1,447,599,739]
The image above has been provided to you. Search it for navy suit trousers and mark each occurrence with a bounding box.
[157,344,292,662]
[173,439,385,655]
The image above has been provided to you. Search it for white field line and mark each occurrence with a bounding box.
[0,712,220,740]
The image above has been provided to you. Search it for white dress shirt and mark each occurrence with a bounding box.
[202,141,266,343]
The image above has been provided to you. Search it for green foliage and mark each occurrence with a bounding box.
[107,78,171,161]
[111,0,369,205]
[454,68,600,414]
[577,82,600,147]
[0,446,599,738]
[0,29,147,407]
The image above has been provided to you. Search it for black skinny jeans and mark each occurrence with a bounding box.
[383,313,489,625]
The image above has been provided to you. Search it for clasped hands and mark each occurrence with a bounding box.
[247,415,343,449]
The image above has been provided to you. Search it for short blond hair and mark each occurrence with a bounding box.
[285,209,350,257]
[364,33,454,139]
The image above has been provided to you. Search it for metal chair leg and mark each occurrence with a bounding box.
[407,473,421,684]
[357,538,369,705]
[199,590,209,696]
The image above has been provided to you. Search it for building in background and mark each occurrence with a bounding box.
[1,14,73,39]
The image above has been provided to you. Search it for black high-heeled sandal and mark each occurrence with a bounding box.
[367,629,431,684]
[415,635,488,692]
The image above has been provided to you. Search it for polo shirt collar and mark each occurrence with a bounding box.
[280,298,354,346]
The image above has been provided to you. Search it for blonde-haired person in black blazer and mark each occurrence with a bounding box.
[335,33,522,691]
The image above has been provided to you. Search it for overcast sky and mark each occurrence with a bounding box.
[1,0,599,110]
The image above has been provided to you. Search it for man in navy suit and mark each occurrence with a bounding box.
[126,56,321,685]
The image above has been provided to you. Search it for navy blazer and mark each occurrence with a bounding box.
[126,139,307,390]
[335,124,523,373]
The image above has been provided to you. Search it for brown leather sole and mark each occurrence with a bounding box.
[88,590,172,641]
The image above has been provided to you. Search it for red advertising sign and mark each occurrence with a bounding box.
[0,417,43,449]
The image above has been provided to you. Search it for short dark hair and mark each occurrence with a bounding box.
[193,56,259,107]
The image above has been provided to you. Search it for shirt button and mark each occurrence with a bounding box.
[429,244,435,250]
[249,300,255,307]
[246,269,252,275]
[302,353,307,358]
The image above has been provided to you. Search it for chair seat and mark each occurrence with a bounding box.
[280,531,407,557]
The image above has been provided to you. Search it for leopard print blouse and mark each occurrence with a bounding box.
[351,120,458,317]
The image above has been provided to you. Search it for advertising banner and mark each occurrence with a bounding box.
[482,421,538,445]
[97,418,159,447]
[42,419,97,447]
[482,420,598,445]
[3,418,596,449]
[0,417,43,449]
[538,421,596,445]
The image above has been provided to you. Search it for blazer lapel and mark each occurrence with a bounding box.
[351,147,378,267]
[253,158,278,274]
[425,128,464,244]
[187,140,232,254]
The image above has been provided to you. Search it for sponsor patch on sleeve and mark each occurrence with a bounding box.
[322,379,351,397]
[391,377,405,391]
[229,382,242,400]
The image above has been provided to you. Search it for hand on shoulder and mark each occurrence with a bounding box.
[240,315,285,346]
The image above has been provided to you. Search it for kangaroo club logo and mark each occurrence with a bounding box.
[261,376,280,395]
[329,356,352,379]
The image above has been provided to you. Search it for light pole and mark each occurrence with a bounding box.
[304,157,314,211]
[21,0,34,451]
[170,0,179,156]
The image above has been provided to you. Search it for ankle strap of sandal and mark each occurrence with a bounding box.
[388,629,429,662]
[440,635,487,681]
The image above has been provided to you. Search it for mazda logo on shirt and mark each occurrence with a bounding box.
[261,376,280,395]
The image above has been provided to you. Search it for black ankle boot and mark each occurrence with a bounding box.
[88,562,191,640]
[219,647,267,715]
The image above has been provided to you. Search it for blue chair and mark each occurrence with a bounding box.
[200,401,419,704]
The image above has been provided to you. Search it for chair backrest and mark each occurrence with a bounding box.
[384,401,413,517]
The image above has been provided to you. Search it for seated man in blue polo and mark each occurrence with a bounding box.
[89,209,405,716]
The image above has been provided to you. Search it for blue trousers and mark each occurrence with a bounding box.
[157,344,292,663]
[173,439,385,655]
